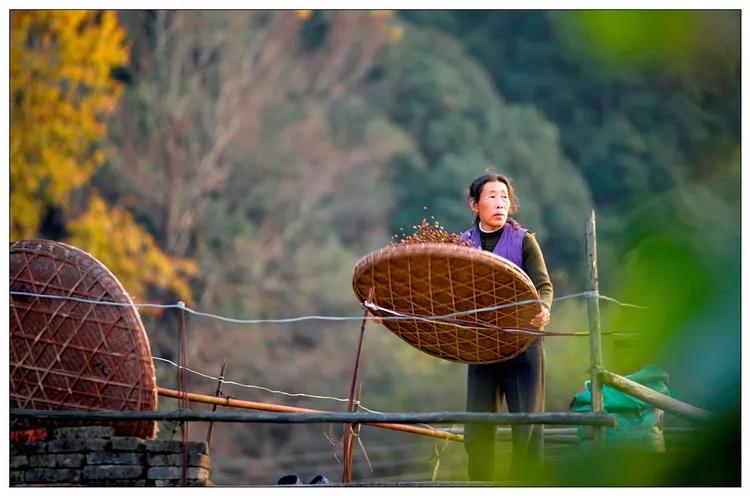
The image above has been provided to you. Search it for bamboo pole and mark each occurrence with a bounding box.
[11,405,617,427]
[598,369,712,423]
[585,209,605,448]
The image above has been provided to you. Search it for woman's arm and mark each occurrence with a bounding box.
[523,232,553,328]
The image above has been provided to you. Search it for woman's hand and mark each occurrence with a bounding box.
[530,305,550,329]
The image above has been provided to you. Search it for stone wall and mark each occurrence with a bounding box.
[10,425,214,487]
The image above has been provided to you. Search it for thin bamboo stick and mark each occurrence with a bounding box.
[205,358,227,448]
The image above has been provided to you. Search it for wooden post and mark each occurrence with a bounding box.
[177,303,189,487]
[585,210,605,448]
[342,288,373,483]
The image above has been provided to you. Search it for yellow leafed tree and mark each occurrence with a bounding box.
[11,10,195,302]
[11,11,125,238]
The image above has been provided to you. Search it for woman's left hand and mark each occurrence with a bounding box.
[530,305,550,329]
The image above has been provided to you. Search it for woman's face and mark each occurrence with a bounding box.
[472,180,510,230]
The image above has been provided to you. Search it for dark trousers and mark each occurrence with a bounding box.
[464,338,545,481]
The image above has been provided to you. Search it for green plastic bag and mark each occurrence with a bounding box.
[570,365,669,452]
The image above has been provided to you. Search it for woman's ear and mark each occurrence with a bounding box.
[467,198,478,213]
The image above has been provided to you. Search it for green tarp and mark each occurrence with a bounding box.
[570,365,671,451]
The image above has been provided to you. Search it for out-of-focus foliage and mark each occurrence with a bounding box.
[10,11,127,238]
[10,10,194,302]
[554,11,739,89]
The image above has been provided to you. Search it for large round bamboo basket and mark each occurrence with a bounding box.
[10,239,158,438]
[352,243,543,364]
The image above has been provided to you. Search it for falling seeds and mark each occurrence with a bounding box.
[390,218,473,247]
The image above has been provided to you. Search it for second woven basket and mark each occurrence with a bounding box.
[352,243,543,364]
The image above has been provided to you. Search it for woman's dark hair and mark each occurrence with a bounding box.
[468,172,520,227]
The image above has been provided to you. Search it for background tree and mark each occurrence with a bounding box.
[10,10,194,302]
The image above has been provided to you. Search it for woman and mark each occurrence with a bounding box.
[460,172,553,481]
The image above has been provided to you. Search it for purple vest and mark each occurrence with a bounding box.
[460,222,527,271]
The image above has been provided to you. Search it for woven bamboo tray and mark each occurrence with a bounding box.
[10,239,158,438]
[352,243,543,364]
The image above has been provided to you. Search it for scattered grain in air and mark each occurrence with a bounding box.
[390,218,473,247]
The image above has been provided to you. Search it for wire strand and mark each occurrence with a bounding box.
[9,289,648,326]
[363,301,639,337]
[152,356,365,407]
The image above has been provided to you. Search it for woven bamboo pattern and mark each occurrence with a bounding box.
[352,243,543,364]
[10,239,158,438]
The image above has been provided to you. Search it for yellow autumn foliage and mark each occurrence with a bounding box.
[11,10,127,238]
[11,10,197,302]
[67,193,198,304]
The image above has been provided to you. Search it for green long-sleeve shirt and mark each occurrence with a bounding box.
[479,226,553,309]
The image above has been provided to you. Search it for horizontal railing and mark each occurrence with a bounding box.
[10,408,616,427]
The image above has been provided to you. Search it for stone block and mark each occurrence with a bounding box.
[52,425,114,440]
[24,468,81,483]
[11,441,47,455]
[83,464,144,480]
[145,439,208,454]
[153,478,215,487]
[10,455,28,469]
[10,471,25,484]
[147,453,211,468]
[87,451,143,465]
[29,453,86,468]
[147,466,209,480]
[47,438,108,453]
[110,436,145,451]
